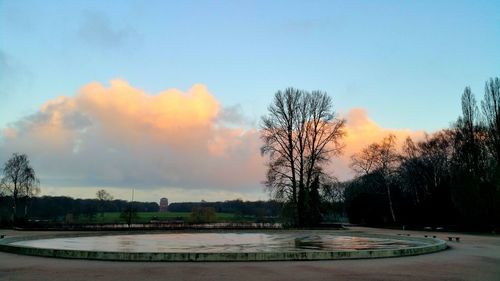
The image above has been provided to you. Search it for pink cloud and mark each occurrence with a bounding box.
[330,108,426,180]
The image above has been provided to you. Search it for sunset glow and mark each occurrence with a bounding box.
[0,79,430,201]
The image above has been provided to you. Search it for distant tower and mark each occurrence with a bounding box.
[159,198,169,212]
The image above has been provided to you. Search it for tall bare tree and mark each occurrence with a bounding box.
[456,87,483,177]
[399,137,422,204]
[261,88,301,211]
[261,88,345,226]
[350,134,399,222]
[481,77,500,170]
[453,86,493,187]
[1,153,40,219]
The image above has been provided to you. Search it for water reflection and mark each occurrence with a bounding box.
[12,232,428,253]
[116,236,139,252]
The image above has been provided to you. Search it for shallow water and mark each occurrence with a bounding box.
[12,232,427,253]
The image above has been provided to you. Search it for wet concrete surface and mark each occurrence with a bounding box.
[8,231,429,252]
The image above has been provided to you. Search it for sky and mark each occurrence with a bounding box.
[0,0,499,203]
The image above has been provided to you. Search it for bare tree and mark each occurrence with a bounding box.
[261,88,302,211]
[398,137,422,204]
[454,87,486,178]
[418,131,454,191]
[96,189,114,217]
[261,88,345,226]
[481,77,500,169]
[350,134,399,222]
[96,189,113,201]
[345,77,500,230]
[399,131,455,209]
[1,153,40,219]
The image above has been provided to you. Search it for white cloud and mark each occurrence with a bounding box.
[0,80,266,200]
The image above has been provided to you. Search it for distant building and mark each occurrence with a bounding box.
[159,197,169,212]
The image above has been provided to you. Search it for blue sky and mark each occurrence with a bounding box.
[0,0,499,201]
[1,0,499,130]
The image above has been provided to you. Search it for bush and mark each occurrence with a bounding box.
[189,207,216,223]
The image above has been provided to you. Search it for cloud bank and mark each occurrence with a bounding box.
[0,81,426,201]
[1,80,264,200]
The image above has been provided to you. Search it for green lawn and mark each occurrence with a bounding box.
[76,211,249,224]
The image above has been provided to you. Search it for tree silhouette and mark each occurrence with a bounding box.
[350,134,399,223]
[481,77,500,172]
[96,189,113,217]
[1,153,40,220]
[345,77,500,231]
[261,88,345,226]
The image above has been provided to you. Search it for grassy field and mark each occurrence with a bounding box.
[76,211,246,224]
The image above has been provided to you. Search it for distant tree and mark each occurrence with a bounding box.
[261,88,345,226]
[96,189,113,201]
[0,153,40,220]
[96,189,113,217]
[167,200,281,218]
[350,134,399,223]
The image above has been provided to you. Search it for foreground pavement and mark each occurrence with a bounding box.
[0,227,499,281]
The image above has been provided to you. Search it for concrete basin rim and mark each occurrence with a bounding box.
[0,230,447,261]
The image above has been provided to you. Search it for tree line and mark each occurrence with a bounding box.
[0,195,159,225]
[168,200,281,218]
[0,194,284,225]
[260,78,499,230]
[345,77,500,231]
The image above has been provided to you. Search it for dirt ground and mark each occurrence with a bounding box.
[1,227,499,281]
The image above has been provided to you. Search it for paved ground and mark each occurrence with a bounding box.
[1,227,499,281]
